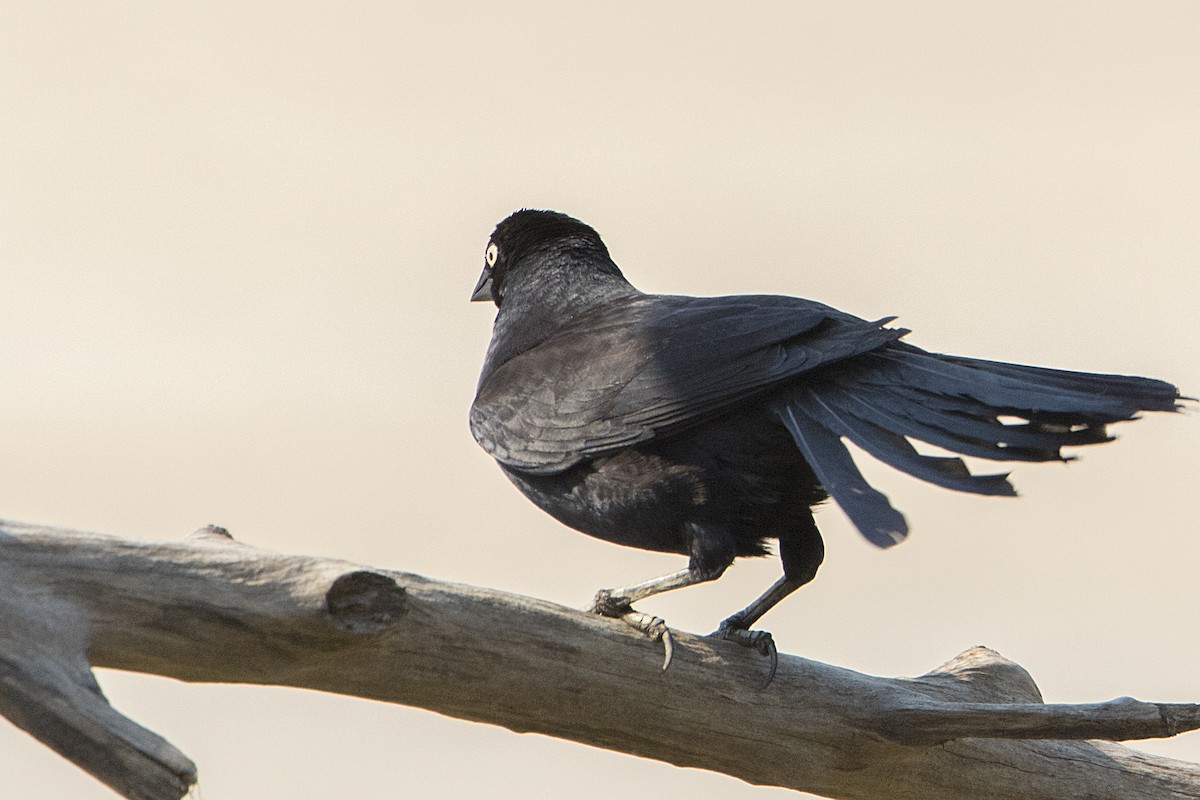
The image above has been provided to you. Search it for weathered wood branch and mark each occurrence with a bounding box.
[1,518,1198,800]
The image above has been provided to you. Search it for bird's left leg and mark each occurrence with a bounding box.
[713,516,825,683]
[590,523,735,669]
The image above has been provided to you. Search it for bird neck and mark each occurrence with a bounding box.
[479,259,640,384]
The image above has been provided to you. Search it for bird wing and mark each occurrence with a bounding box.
[470,293,906,474]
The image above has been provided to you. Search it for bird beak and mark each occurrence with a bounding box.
[470,268,495,303]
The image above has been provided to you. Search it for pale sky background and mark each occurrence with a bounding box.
[2,2,1199,798]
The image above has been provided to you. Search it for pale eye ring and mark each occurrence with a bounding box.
[485,242,499,267]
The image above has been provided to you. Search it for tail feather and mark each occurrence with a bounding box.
[776,343,1184,547]
[940,352,1182,407]
[777,404,909,548]
[868,386,1113,457]
[790,388,1015,495]
[870,345,1180,418]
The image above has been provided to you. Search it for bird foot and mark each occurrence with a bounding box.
[711,619,778,686]
[589,588,632,617]
[589,590,675,671]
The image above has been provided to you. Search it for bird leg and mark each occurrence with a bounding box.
[712,576,805,685]
[710,520,823,684]
[590,566,725,670]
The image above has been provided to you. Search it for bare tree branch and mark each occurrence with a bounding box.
[1,518,1198,800]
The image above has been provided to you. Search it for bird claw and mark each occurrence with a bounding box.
[712,623,779,686]
[619,611,674,671]
[589,592,674,671]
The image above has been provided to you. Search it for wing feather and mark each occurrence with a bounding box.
[471,294,906,473]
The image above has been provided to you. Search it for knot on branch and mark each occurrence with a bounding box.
[326,571,407,634]
[916,645,1043,704]
[186,525,235,542]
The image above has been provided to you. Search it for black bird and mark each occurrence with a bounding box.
[469,209,1183,675]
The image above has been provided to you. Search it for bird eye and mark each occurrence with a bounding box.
[486,242,499,267]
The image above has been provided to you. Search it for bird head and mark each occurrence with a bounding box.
[470,209,620,307]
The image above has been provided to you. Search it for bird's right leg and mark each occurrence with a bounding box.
[712,516,825,684]
[590,523,734,670]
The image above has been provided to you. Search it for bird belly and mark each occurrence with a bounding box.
[497,416,823,559]
[500,452,700,554]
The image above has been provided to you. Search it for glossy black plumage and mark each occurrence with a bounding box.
[469,209,1183,646]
